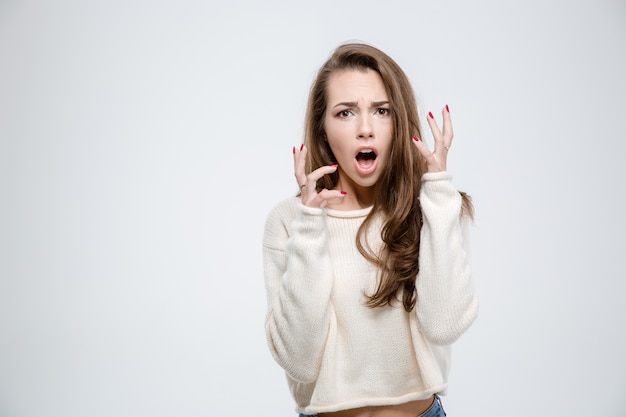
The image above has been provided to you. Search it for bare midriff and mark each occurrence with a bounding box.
[318,396,435,417]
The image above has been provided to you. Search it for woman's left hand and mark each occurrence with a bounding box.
[412,105,453,173]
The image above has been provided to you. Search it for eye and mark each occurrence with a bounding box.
[336,110,353,118]
[376,108,390,116]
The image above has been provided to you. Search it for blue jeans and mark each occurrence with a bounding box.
[299,395,446,417]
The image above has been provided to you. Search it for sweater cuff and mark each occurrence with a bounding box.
[420,171,461,213]
[421,171,453,182]
[297,202,325,216]
[292,203,327,238]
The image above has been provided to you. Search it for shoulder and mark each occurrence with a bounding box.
[265,197,300,225]
[263,197,300,247]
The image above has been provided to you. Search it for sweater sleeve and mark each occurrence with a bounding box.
[415,171,478,345]
[262,200,334,383]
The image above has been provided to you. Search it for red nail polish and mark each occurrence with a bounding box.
[412,135,420,141]
[445,104,450,113]
[428,112,434,119]
[300,144,304,151]
[340,191,347,195]
[292,146,296,154]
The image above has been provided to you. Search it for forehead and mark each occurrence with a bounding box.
[326,69,388,102]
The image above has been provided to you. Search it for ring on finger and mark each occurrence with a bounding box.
[444,145,450,151]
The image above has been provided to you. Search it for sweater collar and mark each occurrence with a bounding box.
[325,205,373,219]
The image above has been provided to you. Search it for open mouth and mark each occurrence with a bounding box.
[355,148,377,170]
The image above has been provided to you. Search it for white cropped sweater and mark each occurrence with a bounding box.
[262,171,478,415]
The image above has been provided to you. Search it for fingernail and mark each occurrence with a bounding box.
[445,104,450,113]
[340,191,347,195]
[428,112,434,119]
[412,135,420,142]
[330,164,338,167]
[292,146,296,154]
[300,144,304,151]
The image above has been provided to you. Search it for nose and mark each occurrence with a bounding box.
[357,115,374,139]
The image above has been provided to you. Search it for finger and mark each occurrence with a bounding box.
[441,105,453,145]
[293,144,307,187]
[305,164,338,186]
[412,135,445,172]
[305,189,347,208]
[412,135,437,164]
[426,111,444,151]
[300,164,339,204]
[318,189,347,208]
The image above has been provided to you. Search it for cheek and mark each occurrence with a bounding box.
[324,123,352,158]
[326,140,349,162]
[324,120,350,139]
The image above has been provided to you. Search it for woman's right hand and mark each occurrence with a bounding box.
[293,144,346,208]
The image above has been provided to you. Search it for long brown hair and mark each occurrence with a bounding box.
[303,42,472,312]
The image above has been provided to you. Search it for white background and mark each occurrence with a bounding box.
[1,0,625,416]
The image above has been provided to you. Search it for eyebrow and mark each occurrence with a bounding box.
[332,100,390,109]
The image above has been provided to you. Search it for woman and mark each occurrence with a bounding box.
[263,42,478,417]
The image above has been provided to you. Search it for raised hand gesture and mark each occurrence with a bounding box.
[412,105,453,173]
[293,145,346,208]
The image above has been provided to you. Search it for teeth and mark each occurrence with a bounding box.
[360,149,374,154]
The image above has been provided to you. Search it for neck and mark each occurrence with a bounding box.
[326,177,378,211]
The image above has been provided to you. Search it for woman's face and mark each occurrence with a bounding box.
[323,69,393,192]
